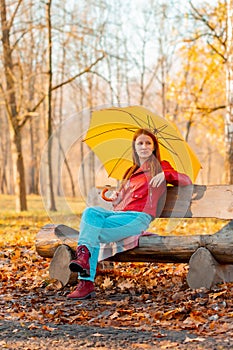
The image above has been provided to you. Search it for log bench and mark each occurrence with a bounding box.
[36,184,233,290]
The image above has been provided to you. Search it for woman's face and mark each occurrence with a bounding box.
[135,134,155,164]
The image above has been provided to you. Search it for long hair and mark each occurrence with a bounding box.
[122,128,162,181]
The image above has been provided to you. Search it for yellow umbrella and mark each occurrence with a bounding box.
[83,106,201,182]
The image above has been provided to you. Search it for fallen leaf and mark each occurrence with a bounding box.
[45,279,63,291]
[132,344,153,348]
[28,323,40,330]
[42,325,57,331]
[109,311,119,320]
[184,336,205,343]
[118,280,135,291]
[212,290,227,299]
[101,277,113,289]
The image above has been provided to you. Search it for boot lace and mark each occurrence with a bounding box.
[75,246,88,259]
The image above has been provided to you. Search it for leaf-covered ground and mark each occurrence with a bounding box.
[0,195,232,349]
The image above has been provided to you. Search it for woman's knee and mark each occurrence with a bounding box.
[82,206,105,219]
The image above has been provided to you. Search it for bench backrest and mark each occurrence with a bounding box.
[161,185,233,219]
[88,185,233,220]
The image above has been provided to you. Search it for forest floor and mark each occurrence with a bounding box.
[1,195,233,349]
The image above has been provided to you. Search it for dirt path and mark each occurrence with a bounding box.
[1,318,231,350]
[2,248,233,349]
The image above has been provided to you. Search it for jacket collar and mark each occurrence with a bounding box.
[134,160,150,174]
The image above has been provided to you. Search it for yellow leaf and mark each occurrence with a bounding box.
[109,311,119,320]
[118,280,134,291]
[101,277,113,289]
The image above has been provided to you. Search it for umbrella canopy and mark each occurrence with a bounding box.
[83,106,201,181]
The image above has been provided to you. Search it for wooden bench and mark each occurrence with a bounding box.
[36,184,233,289]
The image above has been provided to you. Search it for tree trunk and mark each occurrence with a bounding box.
[46,0,56,211]
[58,142,76,197]
[0,113,9,193]
[27,5,38,195]
[0,0,27,211]
[226,0,233,183]
[10,126,27,211]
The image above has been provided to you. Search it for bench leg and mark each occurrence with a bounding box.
[49,244,78,287]
[49,244,115,287]
[187,247,233,289]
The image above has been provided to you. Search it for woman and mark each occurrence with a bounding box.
[67,128,191,299]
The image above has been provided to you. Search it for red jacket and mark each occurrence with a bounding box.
[113,160,192,218]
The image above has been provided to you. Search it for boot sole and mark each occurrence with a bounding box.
[69,262,90,277]
[67,291,96,300]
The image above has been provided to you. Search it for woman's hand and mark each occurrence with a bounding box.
[101,188,120,202]
[109,190,119,201]
[149,172,165,187]
[111,190,123,206]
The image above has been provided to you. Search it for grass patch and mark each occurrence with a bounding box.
[0,194,228,248]
[0,194,85,247]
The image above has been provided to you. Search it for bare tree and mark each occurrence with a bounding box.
[226,0,233,183]
[0,0,27,211]
[45,0,56,211]
[0,0,107,209]
[0,110,11,193]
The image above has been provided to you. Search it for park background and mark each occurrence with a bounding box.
[0,0,232,214]
[1,2,233,348]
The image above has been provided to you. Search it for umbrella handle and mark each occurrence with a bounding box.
[101,188,114,202]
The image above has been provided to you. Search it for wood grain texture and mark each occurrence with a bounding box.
[36,221,233,263]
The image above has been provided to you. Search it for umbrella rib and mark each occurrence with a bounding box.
[155,124,184,141]
[154,126,188,172]
[108,145,132,178]
[147,114,158,132]
[158,140,179,156]
[156,129,182,156]
[108,108,156,130]
[83,127,135,141]
[157,137,187,172]
[109,109,179,141]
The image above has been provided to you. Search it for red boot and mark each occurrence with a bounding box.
[67,280,95,300]
[69,245,90,277]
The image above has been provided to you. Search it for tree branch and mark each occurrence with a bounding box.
[52,53,106,91]
[8,0,23,30]
[19,53,106,128]
[196,105,226,113]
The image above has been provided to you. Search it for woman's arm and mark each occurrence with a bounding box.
[161,160,192,186]
[149,172,165,187]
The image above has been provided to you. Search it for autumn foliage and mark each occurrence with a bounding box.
[0,195,233,348]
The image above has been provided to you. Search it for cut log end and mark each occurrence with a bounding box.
[49,244,115,287]
[187,247,233,289]
[49,245,78,287]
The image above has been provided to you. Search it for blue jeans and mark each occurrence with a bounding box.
[78,206,152,281]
